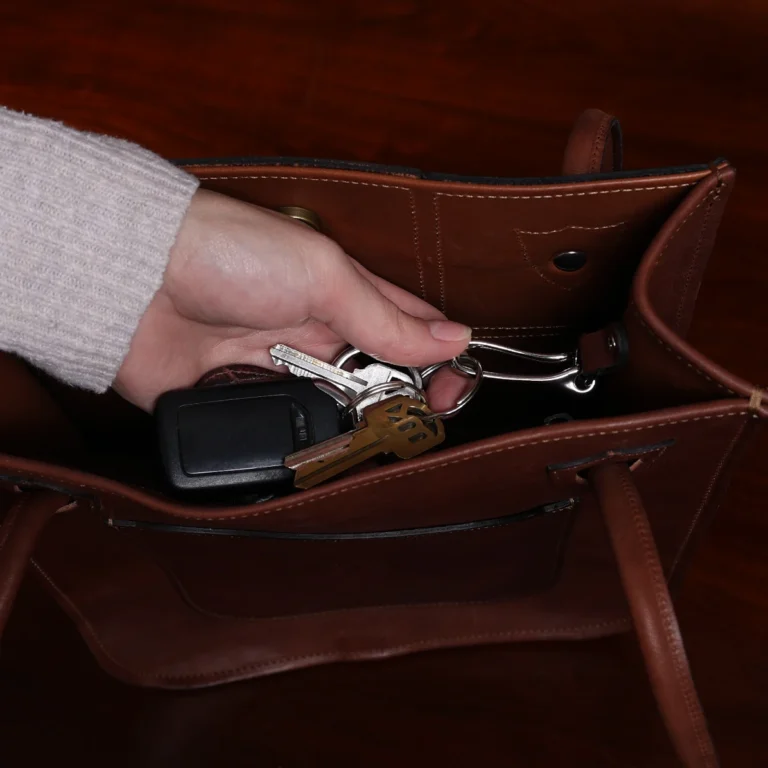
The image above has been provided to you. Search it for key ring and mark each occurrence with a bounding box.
[332,347,424,391]
[421,354,484,421]
[341,380,426,422]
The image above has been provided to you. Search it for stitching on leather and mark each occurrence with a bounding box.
[407,190,426,299]
[431,182,694,315]
[197,175,425,299]
[514,229,573,292]
[632,308,735,394]
[167,412,747,522]
[434,182,696,201]
[589,114,611,173]
[9,412,749,522]
[674,191,720,331]
[669,417,748,576]
[198,176,696,201]
[432,194,447,312]
[476,332,563,339]
[30,561,630,685]
[617,469,716,762]
[648,191,714,282]
[198,175,411,189]
[515,222,625,236]
[473,325,568,330]
[514,221,627,293]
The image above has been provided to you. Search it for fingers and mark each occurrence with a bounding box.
[310,251,471,367]
[425,366,471,413]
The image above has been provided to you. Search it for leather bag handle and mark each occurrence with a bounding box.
[562,108,623,175]
[590,462,719,767]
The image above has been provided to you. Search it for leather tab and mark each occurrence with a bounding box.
[591,463,719,768]
[562,109,623,175]
[578,323,629,378]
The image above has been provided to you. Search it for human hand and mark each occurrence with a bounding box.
[115,189,471,411]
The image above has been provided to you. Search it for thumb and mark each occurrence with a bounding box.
[311,253,471,366]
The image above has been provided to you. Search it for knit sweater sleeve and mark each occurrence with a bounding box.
[0,106,199,392]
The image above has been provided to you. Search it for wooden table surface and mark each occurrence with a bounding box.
[1,2,766,765]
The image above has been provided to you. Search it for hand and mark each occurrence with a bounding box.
[115,189,471,411]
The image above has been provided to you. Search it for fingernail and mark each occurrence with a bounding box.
[428,320,472,342]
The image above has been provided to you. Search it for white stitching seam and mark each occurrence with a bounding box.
[8,413,749,524]
[432,182,697,313]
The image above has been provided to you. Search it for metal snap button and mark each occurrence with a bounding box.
[552,250,587,271]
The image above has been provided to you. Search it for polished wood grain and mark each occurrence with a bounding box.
[1,1,766,765]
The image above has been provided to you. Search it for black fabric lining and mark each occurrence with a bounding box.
[174,154,720,187]
[110,498,575,541]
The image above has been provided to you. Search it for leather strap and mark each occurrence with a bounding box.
[0,490,70,641]
[590,463,719,768]
[562,108,623,175]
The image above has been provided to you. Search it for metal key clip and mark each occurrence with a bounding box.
[452,340,597,394]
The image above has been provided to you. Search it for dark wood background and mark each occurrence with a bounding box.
[1,2,766,765]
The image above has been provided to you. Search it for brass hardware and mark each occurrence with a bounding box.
[277,206,322,232]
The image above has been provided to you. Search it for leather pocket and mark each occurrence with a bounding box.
[113,499,576,619]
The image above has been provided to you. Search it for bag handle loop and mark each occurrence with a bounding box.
[590,462,719,767]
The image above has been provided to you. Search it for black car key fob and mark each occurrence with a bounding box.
[155,378,342,496]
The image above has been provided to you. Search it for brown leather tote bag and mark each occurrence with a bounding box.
[0,110,763,767]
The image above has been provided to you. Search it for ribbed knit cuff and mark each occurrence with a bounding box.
[0,107,199,391]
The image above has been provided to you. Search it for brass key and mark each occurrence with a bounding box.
[285,395,445,489]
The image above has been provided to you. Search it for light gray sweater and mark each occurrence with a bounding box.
[0,107,199,391]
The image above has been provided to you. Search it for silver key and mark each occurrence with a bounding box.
[270,344,369,398]
[332,347,425,421]
[348,362,418,419]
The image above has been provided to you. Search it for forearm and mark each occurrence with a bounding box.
[0,107,198,391]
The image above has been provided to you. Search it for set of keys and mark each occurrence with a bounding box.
[268,344,445,489]
[155,343,454,497]
[156,330,624,498]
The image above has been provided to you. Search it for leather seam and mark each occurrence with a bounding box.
[587,115,611,173]
[476,332,564,339]
[669,417,748,576]
[514,221,626,293]
[432,193,447,312]
[618,469,714,762]
[674,190,720,331]
[198,176,697,201]
[647,190,715,282]
[9,413,749,522]
[145,619,630,683]
[632,307,735,394]
[197,175,425,302]
[192,411,749,521]
[515,222,625,237]
[473,325,567,330]
[30,562,630,685]
[434,182,696,201]
[407,190,426,299]
[430,181,695,315]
